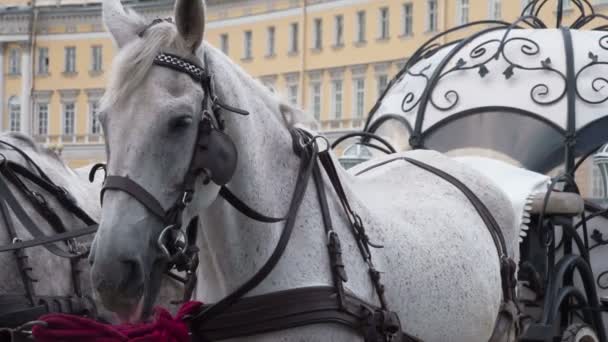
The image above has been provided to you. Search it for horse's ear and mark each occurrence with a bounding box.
[174,0,206,53]
[103,0,141,48]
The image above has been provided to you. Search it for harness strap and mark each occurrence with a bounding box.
[3,161,96,227]
[101,176,168,223]
[218,187,285,223]
[189,286,421,342]
[0,198,36,306]
[0,176,79,259]
[0,294,96,328]
[0,140,51,183]
[0,226,98,253]
[312,162,348,309]
[185,129,318,328]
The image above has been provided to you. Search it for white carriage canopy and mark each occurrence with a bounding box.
[364,0,608,175]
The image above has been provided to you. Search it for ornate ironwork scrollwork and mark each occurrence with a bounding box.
[575,34,608,104]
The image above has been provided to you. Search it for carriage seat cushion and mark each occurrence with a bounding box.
[528,192,584,216]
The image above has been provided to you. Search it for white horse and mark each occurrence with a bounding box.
[0,133,103,322]
[89,0,521,340]
[0,132,183,329]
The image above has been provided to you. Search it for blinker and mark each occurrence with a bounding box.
[190,117,238,186]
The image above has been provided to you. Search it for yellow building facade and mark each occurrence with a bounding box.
[1,0,608,167]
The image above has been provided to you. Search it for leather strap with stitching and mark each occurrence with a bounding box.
[186,129,318,328]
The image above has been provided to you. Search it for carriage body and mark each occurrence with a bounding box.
[348,1,608,341]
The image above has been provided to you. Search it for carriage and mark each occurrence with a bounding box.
[331,0,608,340]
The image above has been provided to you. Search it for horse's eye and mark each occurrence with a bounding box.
[169,115,193,130]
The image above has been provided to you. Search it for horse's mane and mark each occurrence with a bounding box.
[100,10,180,110]
[101,9,318,129]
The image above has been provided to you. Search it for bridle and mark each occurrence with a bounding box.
[89,49,249,301]
[88,18,518,342]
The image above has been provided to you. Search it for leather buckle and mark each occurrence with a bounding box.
[57,186,77,206]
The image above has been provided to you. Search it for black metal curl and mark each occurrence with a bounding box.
[430,90,459,111]
[575,48,608,104]
[399,65,431,113]
[598,270,608,290]
[498,36,568,105]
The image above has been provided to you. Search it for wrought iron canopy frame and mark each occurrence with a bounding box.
[364,0,608,175]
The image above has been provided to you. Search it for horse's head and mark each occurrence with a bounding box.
[89,0,220,322]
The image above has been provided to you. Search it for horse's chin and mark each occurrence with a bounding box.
[114,296,146,324]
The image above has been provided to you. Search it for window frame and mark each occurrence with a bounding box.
[457,0,470,25]
[243,30,253,60]
[220,33,229,55]
[310,82,322,120]
[9,98,21,132]
[36,103,49,136]
[331,79,343,120]
[63,102,76,136]
[379,7,390,40]
[64,46,77,73]
[402,3,414,37]
[353,78,366,118]
[9,48,21,75]
[289,22,299,54]
[334,15,344,47]
[427,0,438,32]
[313,18,323,50]
[266,26,276,57]
[356,10,366,43]
[90,101,102,135]
[37,47,49,75]
[287,83,299,106]
[91,45,103,72]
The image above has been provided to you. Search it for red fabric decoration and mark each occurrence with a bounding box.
[32,301,203,342]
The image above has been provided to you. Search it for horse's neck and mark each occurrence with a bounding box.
[194,47,335,300]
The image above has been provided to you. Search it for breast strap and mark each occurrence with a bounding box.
[189,286,421,342]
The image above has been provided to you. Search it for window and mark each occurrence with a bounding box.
[38,47,49,74]
[379,7,390,40]
[521,0,532,15]
[91,45,103,72]
[289,23,299,53]
[489,0,502,20]
[427,0,438,32]
[356,11,366,43]
[63,103,75,135]
[243,30,253,59]
[8,97,20,132]
[334,15,344,47]
[592,165,607,198]
[402,3,413,36]
[457,0,470,25]
[220,34,229,55]
[313,18,323,50]
[36,103,49,136]
[64,47,76,73]
[9,48,20,75]
[377,74,389,97]
[310,82,322,120]
[266,26,275,56]
[288,84,299,105]
[354,78,366,118]
[331,80,343,119]
[90,101,102,134]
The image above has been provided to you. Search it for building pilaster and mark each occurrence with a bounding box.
[20,42,32,135]
[0,43,4,132]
